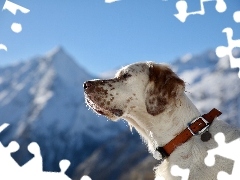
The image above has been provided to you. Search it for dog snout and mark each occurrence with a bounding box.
[83,81,93,89]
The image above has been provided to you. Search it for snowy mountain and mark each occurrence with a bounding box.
[0,47,126,176]
[173,50,240,126]
[0,47,240,180]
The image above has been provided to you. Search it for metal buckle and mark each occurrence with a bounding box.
[187,117,209,136]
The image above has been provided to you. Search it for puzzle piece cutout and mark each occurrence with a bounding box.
[0,44,7,51]
[0,123,92,180]
[2,0,30,33]
[2,0,30,15]
[80,175,92,180]
[1,0,30,51]
[105,0,120,3]
[153,164,190,180]
[0,123,9,133]
[215,27,240,78]
[0,140,20,171]
[171,165,190,180]
[204,132,240,179]
[20,142,43,173]
[174,0,227,22]
[233,11,240,23]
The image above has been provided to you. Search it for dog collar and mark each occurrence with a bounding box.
[156,108,222,161]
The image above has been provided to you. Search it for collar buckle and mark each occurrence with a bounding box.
[187,116,209,136]
[155,108,222,161]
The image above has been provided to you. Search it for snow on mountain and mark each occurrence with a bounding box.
[0,47,126,176]
[174,50,240,127]
[72,129,154,180]
[172,50,219,73]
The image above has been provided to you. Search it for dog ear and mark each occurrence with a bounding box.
[145,64,185,116]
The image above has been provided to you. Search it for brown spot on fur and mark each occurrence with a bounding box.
[149,64,184,99]
[126,97,133,103]
[181,154,189,160]
[96,87,101,92]
[103,90,108,95]
[146,64,185,116]
[110,109,123,117]
[146,96,167,115]
[130,106,136,110]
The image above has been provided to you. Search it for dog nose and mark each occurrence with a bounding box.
[83,81,93,89]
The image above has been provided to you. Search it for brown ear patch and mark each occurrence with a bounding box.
[146,94,167,116]
[145,64,185,116]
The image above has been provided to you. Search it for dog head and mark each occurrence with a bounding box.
[84,62,185,120]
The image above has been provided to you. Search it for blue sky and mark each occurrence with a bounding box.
[0,0,240,76]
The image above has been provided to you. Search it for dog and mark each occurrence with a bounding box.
[83,62,240,179]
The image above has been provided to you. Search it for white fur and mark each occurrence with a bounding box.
[84,62,240,179]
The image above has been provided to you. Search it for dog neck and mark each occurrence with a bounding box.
[123,93,201,156]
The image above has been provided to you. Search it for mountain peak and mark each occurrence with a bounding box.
[41,47,91,86]
[172,49,218,73]
[46,46,66,58]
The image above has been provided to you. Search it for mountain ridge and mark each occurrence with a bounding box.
[0,47,127,177]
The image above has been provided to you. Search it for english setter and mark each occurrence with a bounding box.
[84,62,240,179]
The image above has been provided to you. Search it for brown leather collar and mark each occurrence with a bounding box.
[156,108,222,160]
